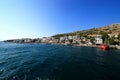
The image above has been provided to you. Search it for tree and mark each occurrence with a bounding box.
[69,39,73,44]
[108,37,114,45]
[118,33,120,41]
[108,30,112,34]
[100,31,109,44]
[118,33,120,45]
[90,37,95,44]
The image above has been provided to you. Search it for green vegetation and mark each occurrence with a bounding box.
[90,37,95,44]
[108,37,114,45]
[69,39,73,43]
[53,23,120,45]
[5,23,120,46]
[118,33,120,40]
[100,31,109,43]
[54,24,120,37]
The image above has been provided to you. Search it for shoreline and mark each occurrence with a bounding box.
[3,41,120,50]
[40,43,120,50]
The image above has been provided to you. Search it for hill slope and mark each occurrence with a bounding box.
[53,23,120,38]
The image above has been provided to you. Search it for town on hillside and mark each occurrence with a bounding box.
[4,24,120,49]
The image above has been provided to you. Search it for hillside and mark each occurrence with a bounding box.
[53,23,120,38]
[4,23,120,46]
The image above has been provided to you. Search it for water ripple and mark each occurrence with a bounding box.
[0,43,120,80]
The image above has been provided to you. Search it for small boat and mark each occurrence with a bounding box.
[100,44,109,50]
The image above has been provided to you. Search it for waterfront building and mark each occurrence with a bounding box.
[13,39,24,43]
[24,38,32,43]
[95,35,103,45]
[41,37,48,43]
[72,35,80,40]
[68,35,73,40]
[65,40,70,44]
[81,37,86,42]
[35,39,41,43]
[60,37,65,41]
[72,40,77,44]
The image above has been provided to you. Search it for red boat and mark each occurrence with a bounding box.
[100,44,109,50]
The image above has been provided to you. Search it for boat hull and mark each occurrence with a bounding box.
[100,45,109,50]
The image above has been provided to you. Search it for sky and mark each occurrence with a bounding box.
[0,0,120,40]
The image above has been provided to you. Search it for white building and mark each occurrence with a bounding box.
[114,34,118,38]
[72,35,80,40]
[60,37,65,41]
[68,35,73,40]
[24,38,32,43]
[41,37,48,43]
[95,35,103,45]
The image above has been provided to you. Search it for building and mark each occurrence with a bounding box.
[41,37,48,43]
[95,35,103,45]
[24,38,32,43]
[72,35,80,40]
[114,34,118,38]
[60,37,66,41]
[68,35,73,40]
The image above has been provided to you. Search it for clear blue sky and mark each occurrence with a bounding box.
[0,0,120,40]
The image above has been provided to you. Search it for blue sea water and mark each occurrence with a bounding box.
[0,42,120,80]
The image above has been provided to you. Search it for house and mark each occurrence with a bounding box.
[114,34,118,38]
[72,35,80,40]
[95,35,103,45]
[72,40,77,44]
[108,34,112,38]
[24,38,32,43]
[13,39,24,43]
[65,40,71,44]
[35,38,41,43]
[68,35,73,40]
[59,36,68,43]
[60,37,66,41]
[81,37,86,42]
[41,37,48,43]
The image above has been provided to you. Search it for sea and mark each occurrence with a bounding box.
[0,42,120,80]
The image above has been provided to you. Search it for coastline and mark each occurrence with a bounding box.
[3,41,120,50]
[39,43,120,50]
[49,43,120,50]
